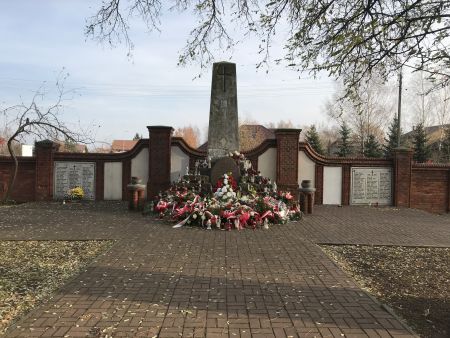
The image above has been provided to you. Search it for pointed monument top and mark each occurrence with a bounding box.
[207,62,239,161]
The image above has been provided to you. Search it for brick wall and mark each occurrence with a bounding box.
[0,129,449,214]
[0,158,36,202]
[411,166,450,213]
[0,139,152,202]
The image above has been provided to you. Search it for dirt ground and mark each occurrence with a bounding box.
[321,245,450,338]
[0,240,113,334]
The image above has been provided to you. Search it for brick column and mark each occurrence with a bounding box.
[393,147,413,207]
[315,164,324,204]
[35,140,59,201]
[275,129,301,196]
[448,169,450,212]
[147,126,173,199]
[341,165,351,205]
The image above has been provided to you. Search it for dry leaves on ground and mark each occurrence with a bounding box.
[0,240,113,334]
[321,245,450,338]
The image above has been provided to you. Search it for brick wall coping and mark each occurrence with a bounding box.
[274,128,302,134]
[171,137,206,158]
[243,139,277,157]
[53,139,149,162]
[0,156,36,164]
[413,163,450,169]
[299,142,393,166]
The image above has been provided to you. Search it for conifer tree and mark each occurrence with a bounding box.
[305,125,324,155]
[384,117,401,158]
[363,134,383,158]
[412,123,430,163]
[336,122,352,157]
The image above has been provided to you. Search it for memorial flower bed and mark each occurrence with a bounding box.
[152,153,302,230]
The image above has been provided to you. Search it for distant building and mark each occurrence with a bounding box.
[403,124,450,162]
[111,140,138,153]
[0,137,6,155]
[55,141,88,153]
[21,144,33,157]
[197,125,275,152]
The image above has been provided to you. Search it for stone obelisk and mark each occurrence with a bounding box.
[207,61,240,162]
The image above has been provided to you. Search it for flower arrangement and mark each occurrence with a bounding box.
[214,173,238,200]
[151,153,302,230]
[65,186,84,201]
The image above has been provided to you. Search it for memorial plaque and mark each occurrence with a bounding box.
[54,162,96,200]
[350,167,392,205]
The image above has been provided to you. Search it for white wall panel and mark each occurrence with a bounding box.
[298,151,315,187]
[171,146,190,182]
[131,148,148,196]
[104,162,122,200]
[258,148,277,182]
[323,166,342,205]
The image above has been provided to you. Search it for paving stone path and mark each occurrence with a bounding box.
[1,202,449,338]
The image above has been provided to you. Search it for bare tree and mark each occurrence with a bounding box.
[407,71,436,127]
[173,125,201,148]
[1,76,91,202]
[265,120,296,129]
[326,77,395,155]
[86,1,450,95]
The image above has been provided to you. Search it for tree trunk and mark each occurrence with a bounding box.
[3,139,18,203]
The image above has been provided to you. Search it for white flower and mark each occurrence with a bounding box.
[232,192,236,197]
[227,192,232,197]
[223,179,228,185]
[222,195,228,200]
[192,214,198,219]
[234,150,239,155]
[224,174,228,179]
[221,187,227,193]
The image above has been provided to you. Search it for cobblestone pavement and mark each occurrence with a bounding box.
[2,203,448,337]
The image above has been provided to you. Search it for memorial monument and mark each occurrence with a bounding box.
[207,61,240,162]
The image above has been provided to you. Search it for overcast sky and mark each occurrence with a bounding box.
[0,0,337,144]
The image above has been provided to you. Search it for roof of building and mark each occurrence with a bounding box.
[55,141,88,153]
[197,124,275,153]
[403,124,450,145]
[239,125,275,152]
[111,140,138,152]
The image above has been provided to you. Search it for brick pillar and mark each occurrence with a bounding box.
[393,147,413,207]
[448,170,450,212]
[35,140,59,201]
[315,164,324,204]
[147,126,173,199]
[275,129,301,196]
[341,165,351,205]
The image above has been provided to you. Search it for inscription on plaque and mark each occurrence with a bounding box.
[351,167,392,205]
[54,162,96,200]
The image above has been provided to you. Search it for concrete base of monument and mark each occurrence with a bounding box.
[210,157,241,187]
[208,148,237,162]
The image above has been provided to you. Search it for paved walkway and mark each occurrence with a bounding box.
[1,203,449,338]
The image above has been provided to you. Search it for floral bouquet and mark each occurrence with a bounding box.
[65,186,84,201]
[151,153,302,230]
